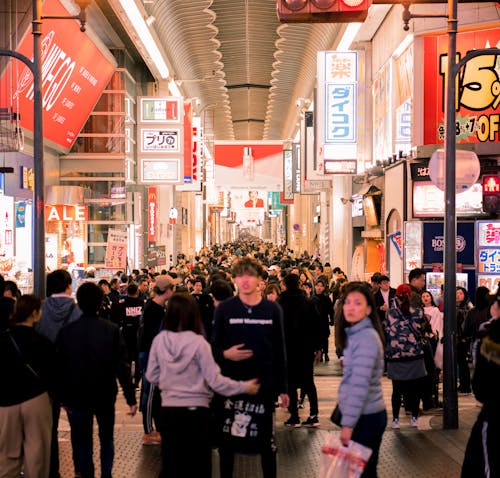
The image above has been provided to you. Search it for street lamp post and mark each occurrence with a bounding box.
[0,0,90,297]
[403,0,500,429]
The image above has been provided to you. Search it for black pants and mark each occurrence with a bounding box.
[159,406,211,478]
[351,410,387,478]
[219,445,276,478]
[288,358,319,418]
[66,401,115,478]
[457,340,471,392]
[391,378,421,419]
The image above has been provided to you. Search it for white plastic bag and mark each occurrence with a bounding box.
[318,432,372,478]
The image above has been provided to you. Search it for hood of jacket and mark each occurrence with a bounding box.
[43,295,77,322]
[155,330,201,374]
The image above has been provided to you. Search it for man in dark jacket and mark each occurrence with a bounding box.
[111,282,145,387]
[373,275,396,321]
[36,269,81,478]
[56,282,137,478]
[138,274,176,445]
[278,273,321,427]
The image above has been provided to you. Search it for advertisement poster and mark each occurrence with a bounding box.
[0,0,115,149]
[229,189,266,228]
[477,220,500,293]
[423,28,500,144]
[214,142,283,191]
[105,229,128,269]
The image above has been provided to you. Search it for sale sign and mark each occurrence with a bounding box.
[423,28,500,144]
[0,0,115,149]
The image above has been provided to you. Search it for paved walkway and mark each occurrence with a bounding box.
[57,357,479,478]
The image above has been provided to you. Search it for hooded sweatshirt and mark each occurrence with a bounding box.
[146,330,248,407]
[36,294,82,343]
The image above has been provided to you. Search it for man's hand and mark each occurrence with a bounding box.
[127,405,138,417]
[223,344,254,361]
[340,426,352,446]
[278,393,290,408]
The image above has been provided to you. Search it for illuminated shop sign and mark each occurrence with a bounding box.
[0,0,115,149]
[46,204,88,221]
[147,187,157,243]
[140,97,183,123]
[141,128,181,153]
[477,220,500,293]
[140,158,181,184]
[424,28,500,144]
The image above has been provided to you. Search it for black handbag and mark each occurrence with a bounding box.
[330,404,342,426]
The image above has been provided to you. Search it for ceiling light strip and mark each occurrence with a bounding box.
[118,0,170,78]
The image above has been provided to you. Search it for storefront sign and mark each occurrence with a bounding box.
[478,248,500,273]
[478,221,500,246]
[147,188,157,243]
[0,0,115,149]
[317,51,364,170]
[292,143,301,194]
[389,231,403,259]
[477,220,500,292]
[413,182,483,217]
[423,222,474,265]
[140,97,183,123]
[15,202,26,228]
[140,158,181,184]
[283,149,293,200]
[46,204,88,221]
[424,28,500,144]
[141,128,181,153]
[20,167,34,190]
[477,274,500,293]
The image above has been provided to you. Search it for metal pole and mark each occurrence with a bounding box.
[32,0,46,298]
[443,0,458,429]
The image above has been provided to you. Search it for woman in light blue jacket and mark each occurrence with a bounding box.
[334,282,387,478]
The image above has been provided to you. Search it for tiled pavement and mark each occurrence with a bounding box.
[57,357,479,478]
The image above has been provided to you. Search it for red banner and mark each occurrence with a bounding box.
[0,0,115,149]
[423,28,500,144]
[183,101,193,180]
[147,187,157,243]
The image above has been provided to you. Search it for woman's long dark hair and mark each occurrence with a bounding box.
[163,292,203,335]
[334,281,384,351]
[11,295,42,324]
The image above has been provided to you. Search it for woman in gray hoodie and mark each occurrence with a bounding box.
[146,292,259,478]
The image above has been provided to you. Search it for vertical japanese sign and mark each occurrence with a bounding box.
[394,42,413,154]
[147,188,157,244]
[283,149,293,200]
[477,220,500,293]
[317,51,364,174]
[104,229,128,269]
[423,28,500,144]
[138,96,184,184]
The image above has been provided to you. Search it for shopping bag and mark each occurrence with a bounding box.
[318,432,372,478]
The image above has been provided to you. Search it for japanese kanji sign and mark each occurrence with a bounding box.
[477,220,500,293]
[104,228,127,269]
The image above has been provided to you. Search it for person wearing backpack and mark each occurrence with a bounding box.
[36,269,81,478]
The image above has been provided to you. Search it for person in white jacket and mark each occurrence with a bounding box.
[146,292,259,478]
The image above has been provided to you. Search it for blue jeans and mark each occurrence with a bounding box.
[66,401,115,478]
[351,410,387,478]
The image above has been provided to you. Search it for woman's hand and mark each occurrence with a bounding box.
[340,426,353,446]
[246,379,261,395]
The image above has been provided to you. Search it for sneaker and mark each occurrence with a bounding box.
[284,416,302,428]
[142,432,161,445]
[302,415,320,427]
[391,418,400,429]
[411,417,418,428]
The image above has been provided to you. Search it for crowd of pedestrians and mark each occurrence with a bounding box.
[0,240,499,478]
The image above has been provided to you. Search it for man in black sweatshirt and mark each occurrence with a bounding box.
[212,257,289,478]
[56,282,137,478]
